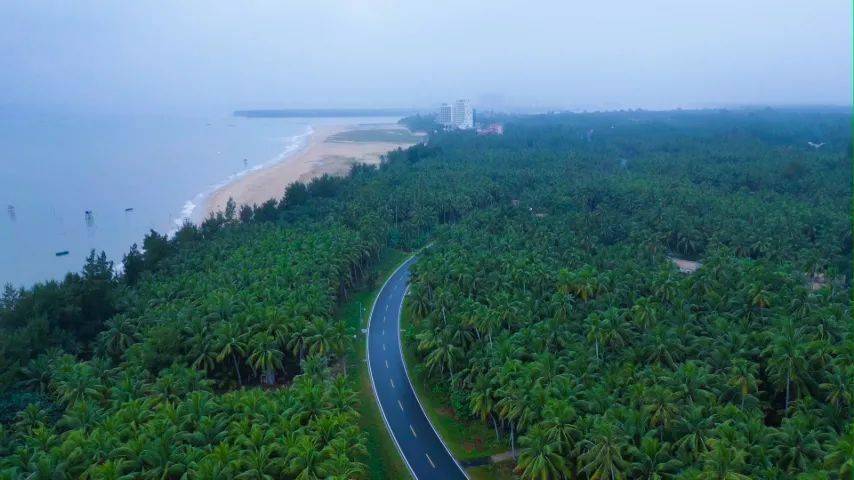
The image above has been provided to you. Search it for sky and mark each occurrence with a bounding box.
[1,0,851,114]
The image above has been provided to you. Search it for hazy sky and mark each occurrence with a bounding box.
[2,1,851,113]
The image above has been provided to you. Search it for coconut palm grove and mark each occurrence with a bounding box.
[0,109,851,479]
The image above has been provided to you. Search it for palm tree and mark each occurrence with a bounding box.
[540,401,579,457]
[577,419,630,480]
[406,283,432,320]
[585,313,605,361]
[97,314,138,359]
[763,320,808,412]
[562,266,599,301]
[630,297,659,330]
[300,317,335,357]
[771,414,827,474]
[190,333,218,374]
[673,405,714,461]
[725,359,759,409]
[247,333,284,385]
[19,355,53,394]
[287,436,331,480]
[696,440,750,480]
[668,361,717,406]
[323,452,365,479]
[824,427,854,479]
[417,327,462,380]
[516,425,570,480]
[214,322,247,385]
[328,320,351,372]
[500,378,544,459]
[138,426,189,480]
[600,307,629,353]
[52,364,103,405]
[628,437,681,480]
[476,309,502,349]
[644,386,680,441]
[819,363,852,412]
[469,375,500,440]
[83,459,127,480]
[182,457,232,480]
[236,444,281,480]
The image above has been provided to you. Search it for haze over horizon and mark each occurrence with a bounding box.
[1,0,851,115]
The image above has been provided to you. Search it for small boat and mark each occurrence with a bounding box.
[124,207,134,212]
[55,251,69,257]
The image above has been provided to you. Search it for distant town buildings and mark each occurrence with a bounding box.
[439,99,473,130]
[477,123,504,136]
[438,103,453,127]
[453,99,474,129]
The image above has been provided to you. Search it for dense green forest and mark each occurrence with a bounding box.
[1,108,851,479]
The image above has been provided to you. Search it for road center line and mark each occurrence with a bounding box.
[410,424,417,437]
[385,360,389,369]
[398,399,404,411]
[426,453,436,468]
[382,343,386,351]
[390,378,395,388]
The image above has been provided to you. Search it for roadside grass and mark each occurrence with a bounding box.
[468,463,520,480]
[337,247,412,480]
[399,307,510,462]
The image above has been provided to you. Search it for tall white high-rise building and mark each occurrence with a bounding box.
[452,99,473,129]
[438,103,453,127]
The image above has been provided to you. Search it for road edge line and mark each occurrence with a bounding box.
[396,281,471,478]
[366,254,419,480]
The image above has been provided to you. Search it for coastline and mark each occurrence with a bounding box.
[202,122,421,219]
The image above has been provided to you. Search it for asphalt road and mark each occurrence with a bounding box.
[367,256,468,480]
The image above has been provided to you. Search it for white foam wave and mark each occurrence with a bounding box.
[168,124,313,236]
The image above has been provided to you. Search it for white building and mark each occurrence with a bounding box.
[438,99,474,130]
[452,99,473,129]
[438,103,453,127]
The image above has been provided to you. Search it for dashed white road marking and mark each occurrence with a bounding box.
[390,378,395,389]
[426,453,436,468]
[398,400,404,411]
[385,360,389,369]
[410,424,417,437]
[382,329,385,336]
[382,343,386,351]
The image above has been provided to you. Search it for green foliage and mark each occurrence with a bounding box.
[0,108,850,478]
[403,109,851,479]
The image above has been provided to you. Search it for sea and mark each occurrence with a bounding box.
[0,109,397,287]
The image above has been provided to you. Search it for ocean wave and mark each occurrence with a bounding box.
[168,124,313,236]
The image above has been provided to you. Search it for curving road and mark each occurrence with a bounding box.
[367,256,468,480]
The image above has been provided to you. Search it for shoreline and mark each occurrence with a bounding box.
[202,122,421,218]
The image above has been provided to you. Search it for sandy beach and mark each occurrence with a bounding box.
[204,123,422,217]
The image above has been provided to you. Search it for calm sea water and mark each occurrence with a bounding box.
[0,111,396,287]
